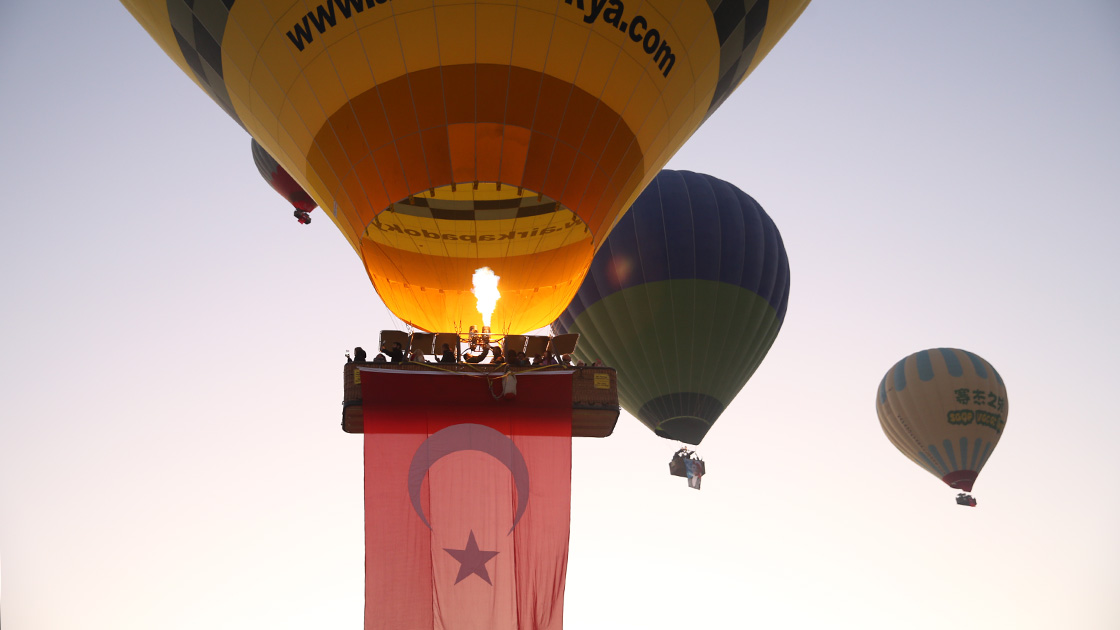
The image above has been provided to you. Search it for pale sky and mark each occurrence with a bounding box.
[2,2,1119,629]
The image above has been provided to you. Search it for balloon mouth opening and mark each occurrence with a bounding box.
[941,470,978,492]
[385,183,571,217]
[368,183,589,252]
[640,395,724,446]
[651,416,714,446]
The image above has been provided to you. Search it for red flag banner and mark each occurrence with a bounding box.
[362,369,574,630]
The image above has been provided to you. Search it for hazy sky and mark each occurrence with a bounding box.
[2,2,1119,629]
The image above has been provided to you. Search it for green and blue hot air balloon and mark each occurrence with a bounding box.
[552,170,790,445]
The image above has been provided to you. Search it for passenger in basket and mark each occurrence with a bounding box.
[439,343,456,364]
[515,352,530,367]
[353,347,367,362]
[539,350,557,366]
[381,342,405,364]
[489,346,506,365]
[558,354,572,367]
[409,350,425,363]
[592,358,605,367]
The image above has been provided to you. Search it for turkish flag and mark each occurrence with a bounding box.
[362,369,573,630]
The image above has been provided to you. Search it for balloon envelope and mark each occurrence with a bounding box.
[552,170,790,444]
[122,0,810,332]
[252,139,318,213]
[876,348,1009,492]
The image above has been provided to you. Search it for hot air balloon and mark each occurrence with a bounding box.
[121,0,811,333]
[552,170,790,445]
[252,138,318,224]
[876,348,1008,501]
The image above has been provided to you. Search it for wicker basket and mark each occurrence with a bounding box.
[342,362,618,437]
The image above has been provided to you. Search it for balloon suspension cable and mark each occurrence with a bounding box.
[379,299,407,334]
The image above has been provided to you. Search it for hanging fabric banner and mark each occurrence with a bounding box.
[362,369,573,630]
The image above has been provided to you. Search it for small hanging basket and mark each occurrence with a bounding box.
[669,449,704,478]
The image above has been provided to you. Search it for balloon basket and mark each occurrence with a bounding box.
[669,448,706,489]
[342,362,618,438]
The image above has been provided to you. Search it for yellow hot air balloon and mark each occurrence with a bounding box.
[121,0,810,332]
[876,348,1009,497]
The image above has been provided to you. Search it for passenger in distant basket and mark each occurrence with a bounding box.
[409,350,426,363]
[373,353,387,364]
[575,360,587,367]
[515,352,530,367]
[465,345,490,364]
[558,354,572,367]
[439,343,456,364]
[539,350,557,366]
[353,347,367,363]
[592,358,605,368]
[381,342,405,364]
[489,346,506,365]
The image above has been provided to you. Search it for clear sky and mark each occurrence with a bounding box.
[2,2,1119,629]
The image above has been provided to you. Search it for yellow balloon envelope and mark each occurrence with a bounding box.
[876,348,1008,492]
[121,0,810,332]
